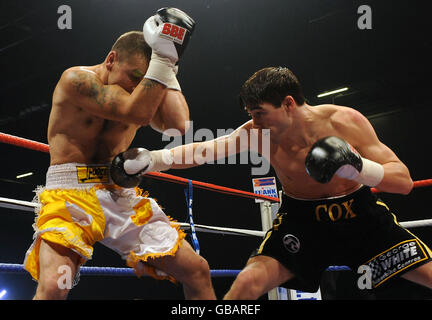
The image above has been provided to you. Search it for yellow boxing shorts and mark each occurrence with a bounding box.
[23,163,185,284]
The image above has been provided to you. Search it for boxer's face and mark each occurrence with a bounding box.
[248,102,287,135]
[106,52,148,93]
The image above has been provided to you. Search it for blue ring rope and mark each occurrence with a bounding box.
[0,263,242,277]
[0,263,349,276]
[185,179,200,254]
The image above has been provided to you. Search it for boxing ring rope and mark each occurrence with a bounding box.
[0,132,279,202]
[0,263,241,277]
[1,132,432,297]
[2,196,432,234]
[0,196,267,237]
[2,132,431,197]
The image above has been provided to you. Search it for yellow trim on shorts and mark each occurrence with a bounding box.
[376,200,390,211]
[257,212,284,254]
[126,217,186,283]
[257,230,272,254]
[376,200,432,258]
[389,212,432,258]
[25,187,106,281]
[377,199,432,257]
[378,197,432,255]
[130,198,153,226]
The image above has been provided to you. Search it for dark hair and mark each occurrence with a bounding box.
[239,67,305,110]
[111,31,152,62]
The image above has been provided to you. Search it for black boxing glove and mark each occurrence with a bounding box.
[305,136,384,186]
[143,8,195,87]
[111,148,174,188]
[110,150,144,188]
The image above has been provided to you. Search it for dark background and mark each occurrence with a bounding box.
[0,0,431,300]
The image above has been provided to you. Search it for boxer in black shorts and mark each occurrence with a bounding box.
[254,186,432,292]
[112,66,432,299]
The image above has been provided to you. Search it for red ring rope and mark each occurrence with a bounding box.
[0,132,279,202]
[1,132,431,199]
[0,132,49,153]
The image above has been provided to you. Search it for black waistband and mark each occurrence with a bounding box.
[279,186,376,221]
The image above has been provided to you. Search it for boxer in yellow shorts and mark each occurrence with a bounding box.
[25,8,215,300]
[24,163,185,284]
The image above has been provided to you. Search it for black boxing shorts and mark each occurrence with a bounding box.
[252,186,432,292]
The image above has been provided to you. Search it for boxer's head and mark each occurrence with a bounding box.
[240,67,305,111]
[240,67,305,133]
[105,31,152,93]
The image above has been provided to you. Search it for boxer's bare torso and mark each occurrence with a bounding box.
[48,66,139,165]
[47,49,189,166]
[170,102,411,199]
[244,103,410,199]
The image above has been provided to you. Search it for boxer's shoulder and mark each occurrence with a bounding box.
[311,103,354,115]
[311,104,365,129]
[59,66,101,93]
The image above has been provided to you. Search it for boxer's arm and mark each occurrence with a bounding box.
[61,8,195,127]
[168,120,254,169]
[149,90,190,135]
[111,120,273,187]
[61,68,165,126]
[334,108,413,194]
[114,120,254,183]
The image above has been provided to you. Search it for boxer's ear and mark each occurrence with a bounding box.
[281,96,295,109]
[105,51,118,71]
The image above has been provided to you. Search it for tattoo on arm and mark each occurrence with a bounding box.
[69,71,161,116]
[141,78,159,90]
[71,71,119,112]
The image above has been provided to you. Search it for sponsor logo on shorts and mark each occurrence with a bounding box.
[283,234,300,253]
[76,166,109,183]
[364,239,428,288]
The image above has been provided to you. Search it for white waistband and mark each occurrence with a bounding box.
[45,163,113,189]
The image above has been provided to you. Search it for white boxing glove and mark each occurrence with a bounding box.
[143,8,195,87]
[111,148,174,188]
[143,15,178,66]
[124,148,173,175]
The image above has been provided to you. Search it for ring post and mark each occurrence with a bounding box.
[259,201,273,232]
[259,200,282,300]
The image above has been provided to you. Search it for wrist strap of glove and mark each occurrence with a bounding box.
[167,64,181,91]
[167,74,181,91]
[144,53,176,87]
[355,158,384,187]
[149,149,174,172]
